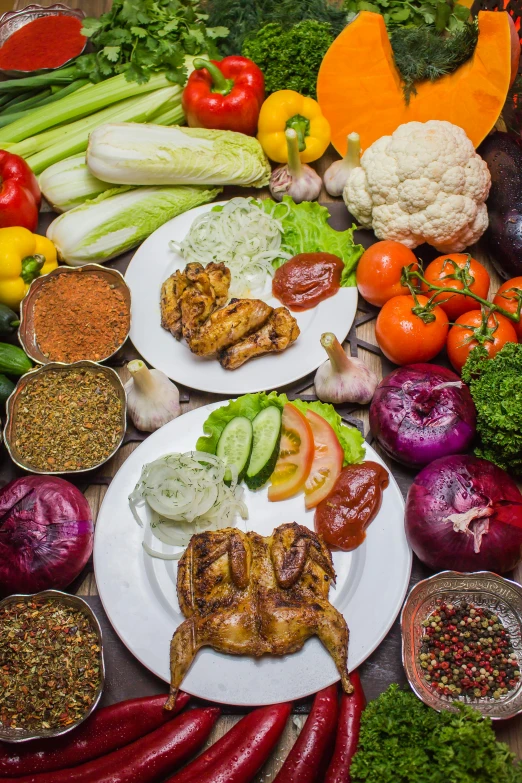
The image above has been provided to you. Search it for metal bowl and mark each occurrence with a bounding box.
[0,5,87,78]
[4,360,127,475]
[401,571,522,720]
[0,590,104,743]
[19,265,131,366]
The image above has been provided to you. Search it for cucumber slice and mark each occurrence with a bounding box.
[216,416,253,483]
[245,406,282,491]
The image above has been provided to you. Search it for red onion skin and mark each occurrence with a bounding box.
[369,364,476,468]
[405,455,522,573]
[0,476,93,597]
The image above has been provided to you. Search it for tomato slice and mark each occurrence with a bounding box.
[304,410,343,509]
[268,403,314,502]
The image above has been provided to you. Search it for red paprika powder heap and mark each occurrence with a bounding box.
[0,15,85,71]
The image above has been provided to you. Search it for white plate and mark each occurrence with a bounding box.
[125,202,358,395]
[94,402,411,706]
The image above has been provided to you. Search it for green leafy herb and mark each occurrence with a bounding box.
[241,20,333,99]
[461,343,522,476]
[207,0,348,56]
[351,685,522,783]
[78,0,228,84]
[391,21,479,102]
[344,0,472,33]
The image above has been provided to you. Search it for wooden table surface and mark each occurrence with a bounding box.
[9,0,522,774]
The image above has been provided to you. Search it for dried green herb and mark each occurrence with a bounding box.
[0,600,101,731]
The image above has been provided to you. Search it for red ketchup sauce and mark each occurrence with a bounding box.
[272,252,344,311]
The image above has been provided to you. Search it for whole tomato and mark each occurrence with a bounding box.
[356,240,418,307]
[421,253,490,320]
[375,295,449,365]
[493,277,522,340]
[447,310,518,373]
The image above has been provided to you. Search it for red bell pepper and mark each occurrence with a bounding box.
[0,150,40,232]
[0,692,190,777]
[273,685,338,783]
[324,670,366,783]
[165,702,291,783]
[182,56,265,137]
[0,707,219,783]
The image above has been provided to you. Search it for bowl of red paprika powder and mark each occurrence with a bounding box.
[0,4,87,78]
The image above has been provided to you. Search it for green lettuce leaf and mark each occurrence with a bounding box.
[290,399,365,465]
[262,196,365,287]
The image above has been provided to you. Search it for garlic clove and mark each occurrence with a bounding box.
[324,132,362,198]
[124,359,180,432]
[314,332,379,405]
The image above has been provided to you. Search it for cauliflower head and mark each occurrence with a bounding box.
[343,121,491,252]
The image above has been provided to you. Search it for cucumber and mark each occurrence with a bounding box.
[245,406,282,491]
[0,343,32,376]
[216,416,253,483]
[0,373,15,404]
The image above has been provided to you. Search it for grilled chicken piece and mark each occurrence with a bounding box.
[188,299,273,357]
[206,262,231,308]
[160,262,231,340]
[160,270,187,339]
[166,523,352,710]
[219,307,300,370]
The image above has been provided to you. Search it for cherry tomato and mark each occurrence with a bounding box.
[447,310,518,373]
[356,240,418,307]
[303,410,343,510]
[421,254,490,320]
[268,403,314,502]
[493,277,522,340]
[375,295,449,365]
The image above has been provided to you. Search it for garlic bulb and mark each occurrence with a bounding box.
[324,132,361,198]
[125,360,180,432]
[269,129,322,204]
[315,333,378,404]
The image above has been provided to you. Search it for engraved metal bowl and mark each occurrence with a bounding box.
[19,265,131,366]
[401,571,522,720]
[0,590,104,743]
[4,360,127,475]
[0,4,87,78]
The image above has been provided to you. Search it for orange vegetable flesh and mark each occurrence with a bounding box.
[317,11,512,155]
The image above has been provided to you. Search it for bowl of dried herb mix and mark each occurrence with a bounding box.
[19,265,131,366]
[4,361,127,474]
[0,590,104,743]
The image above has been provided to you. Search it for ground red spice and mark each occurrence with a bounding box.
[0,15,85,71]
[33,273,130,363]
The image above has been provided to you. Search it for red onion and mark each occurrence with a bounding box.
[405,455,522,573]
[369,364,476,467]
[0,476,93,597]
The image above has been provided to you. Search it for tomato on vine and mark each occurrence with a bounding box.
[356,240,418,307]
[375,294,449,365]
[493,277,522,340]
[421,254,490,320]
[446,310,518,374]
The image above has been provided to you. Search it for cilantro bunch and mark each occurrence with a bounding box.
[78,0,228,84]
[351,685,522,783]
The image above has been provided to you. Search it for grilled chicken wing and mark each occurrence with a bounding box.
[160,262,231,340]
[160,270,187,339]
[188,299,273,357]
[219,307,300,370]
[166,523,352,710]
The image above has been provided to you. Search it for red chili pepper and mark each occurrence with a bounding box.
[0,151,40,232]
[0,692,190,777]
[324,671,366,783]
[182,56,265,136]
[166,703,291,783]
[272,685,338,783]
[0,707,219,783]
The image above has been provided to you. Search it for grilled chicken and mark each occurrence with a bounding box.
[219,307,300,370]
[160,270,187,339]
[166,523,352,710]
[188,299,273,357]
[160,262,230,340]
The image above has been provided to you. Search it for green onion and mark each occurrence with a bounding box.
[0,65,80,93]
[30,79,90,108]
[2,89,52,114]
[1,89,41,112]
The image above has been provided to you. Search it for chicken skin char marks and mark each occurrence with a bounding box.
[160,262,299,369]
[165,523,352,710]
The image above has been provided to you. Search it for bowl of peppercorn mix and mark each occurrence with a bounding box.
[0,590,104,743]
[4,361,127,475]
[401,571,522,719]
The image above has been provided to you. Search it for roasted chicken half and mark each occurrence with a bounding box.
[219,307,300,369]
[165,523,352,710]
[160,261,230,340]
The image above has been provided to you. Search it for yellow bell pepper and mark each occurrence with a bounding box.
[257,90,331,164]
[0,227,58,310]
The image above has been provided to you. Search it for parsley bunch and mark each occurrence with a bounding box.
[351,685,522,783]
[78,0,228,84]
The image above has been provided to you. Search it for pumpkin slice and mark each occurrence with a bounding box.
[317,11,512,155]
